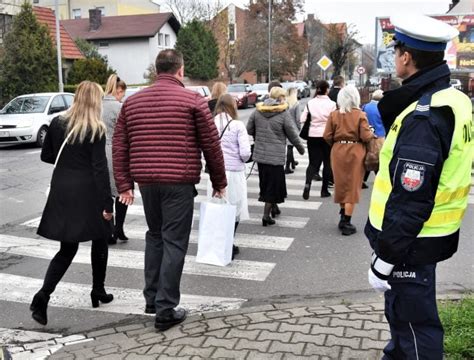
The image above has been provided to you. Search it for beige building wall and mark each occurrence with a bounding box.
[30,0,159,20]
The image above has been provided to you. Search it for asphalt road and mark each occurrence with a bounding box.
[0,99,472,336]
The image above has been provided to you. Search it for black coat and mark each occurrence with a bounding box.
[37,116,113,243]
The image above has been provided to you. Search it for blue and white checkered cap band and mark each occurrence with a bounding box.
[394,31,447,52]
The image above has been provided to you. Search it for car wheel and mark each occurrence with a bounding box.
[36,126,48,147]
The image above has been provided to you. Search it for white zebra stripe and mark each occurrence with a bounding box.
[0,273,245,316]
[0,234,275,281]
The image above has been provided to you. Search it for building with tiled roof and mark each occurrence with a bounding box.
[62,9,180,84]
[33,6,84,60]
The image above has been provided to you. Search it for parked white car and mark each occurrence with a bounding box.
[252,83,269,101]
[450,79,462,90]
[0,92,74,147]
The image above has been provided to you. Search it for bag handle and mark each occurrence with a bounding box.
[54,130,73,168]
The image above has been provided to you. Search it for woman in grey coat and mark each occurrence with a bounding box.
[247,87,305,226]
[103,74,127,244]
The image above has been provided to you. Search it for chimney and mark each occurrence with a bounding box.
[307,14,315,22]
[89,8,102,31]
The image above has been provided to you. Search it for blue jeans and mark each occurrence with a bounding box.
[383,264,443,360]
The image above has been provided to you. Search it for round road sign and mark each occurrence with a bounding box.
[356,66,366,75]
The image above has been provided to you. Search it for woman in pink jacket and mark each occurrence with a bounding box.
[300,80,336,199]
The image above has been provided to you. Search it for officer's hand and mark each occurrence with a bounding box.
[368,268,391,292]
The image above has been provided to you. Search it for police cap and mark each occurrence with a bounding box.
[388,14,459,51]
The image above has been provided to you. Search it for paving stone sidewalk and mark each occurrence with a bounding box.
[8,299,399,360]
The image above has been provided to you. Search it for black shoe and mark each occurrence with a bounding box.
[30,291,49,326]
[155,308,187,331]
[338,208,346,229]
[90,288,114,308]
[321,190,331,198]
[293,161,299,168]
[302,184,310,200]
[284,168,294,174]
[341,223,357,236]
[232,245,240,260]
[270,204,281,218]
[145,304,156,314]
[313,174,322,181]
[362,182,369,189]
[114,228,128,241]
[108,236,117,245]
[262,216,276,226]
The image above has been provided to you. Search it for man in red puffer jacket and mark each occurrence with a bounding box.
[113,49,227,331]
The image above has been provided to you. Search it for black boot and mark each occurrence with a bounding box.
[338,208,346,229]
[341,215,357,236]
[271,204,281,217]
[113,199,129,241]
[284,167,294,174]
[30,291,49,326]
[302,184,311,200]
[91,239,113,307]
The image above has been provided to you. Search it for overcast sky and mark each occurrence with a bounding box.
[228,0,454,44]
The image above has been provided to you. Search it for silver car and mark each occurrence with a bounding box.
[0,92,74,147]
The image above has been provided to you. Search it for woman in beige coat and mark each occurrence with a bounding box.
[323,85,374,235]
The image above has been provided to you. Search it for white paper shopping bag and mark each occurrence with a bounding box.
[196,198,236,267]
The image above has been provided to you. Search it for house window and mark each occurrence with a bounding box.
[97,7,105,16]
[99,41,109,48]
[158,33,163,46]
[165,34,170,46]
[228,24,235,41]
[72,9,81,19]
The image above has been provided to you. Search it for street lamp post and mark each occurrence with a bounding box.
[55,0,64,92]
[268,0,271,82]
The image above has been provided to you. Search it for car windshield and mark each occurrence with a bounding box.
[1,96,50,114]
[253,84,268,91]
[228,85,246,92]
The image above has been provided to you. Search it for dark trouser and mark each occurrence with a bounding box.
[305,137,331,191]
[285,145,295,169]
[139,183,194,317]
[383,264,443,360]
[40,238,109,295]
[114,197,128,232]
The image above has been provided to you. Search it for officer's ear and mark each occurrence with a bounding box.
[396,48,412,66]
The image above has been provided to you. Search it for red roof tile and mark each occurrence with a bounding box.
[33,6,84,60]
[61,13,180,41]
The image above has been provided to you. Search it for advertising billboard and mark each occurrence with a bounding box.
[375,14,474,74]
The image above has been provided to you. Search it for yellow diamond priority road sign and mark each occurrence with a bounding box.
[317,55,332,71]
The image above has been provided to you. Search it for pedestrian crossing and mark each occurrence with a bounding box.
[0,154,324,319]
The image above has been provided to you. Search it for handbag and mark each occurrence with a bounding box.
[299,104,311,140]
[196,197,236,266]
[364,135,384,172]
[45,130,73,197]
[204,114,232,173]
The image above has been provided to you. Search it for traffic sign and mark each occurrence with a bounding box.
[356,65,366,75]
[317,55,332,71]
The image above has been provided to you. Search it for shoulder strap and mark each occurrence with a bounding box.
[219,114,232,139]
[54,130,73,168]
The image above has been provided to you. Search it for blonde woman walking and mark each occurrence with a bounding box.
[31,81,114,325]
[208,82,227,114]
[103,74,128,244]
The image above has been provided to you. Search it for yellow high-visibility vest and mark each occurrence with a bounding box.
[368,87,473,237]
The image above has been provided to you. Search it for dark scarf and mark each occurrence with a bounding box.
[378,62,451,132]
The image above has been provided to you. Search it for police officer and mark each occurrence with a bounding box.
[365,15,473,359]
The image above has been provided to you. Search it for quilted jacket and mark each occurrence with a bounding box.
[247,100,305,166]
[112,74,227,193]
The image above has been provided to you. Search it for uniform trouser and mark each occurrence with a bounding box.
[139,183,194,317]
[285,145,295,169]
[383,264,443,360]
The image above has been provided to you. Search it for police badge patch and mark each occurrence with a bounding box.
[400,162,425,191]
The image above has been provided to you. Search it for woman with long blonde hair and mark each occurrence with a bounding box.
[207,94,251,259]
[208,81,227,114]
[103,74,129,244]
[31,81,114,326]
